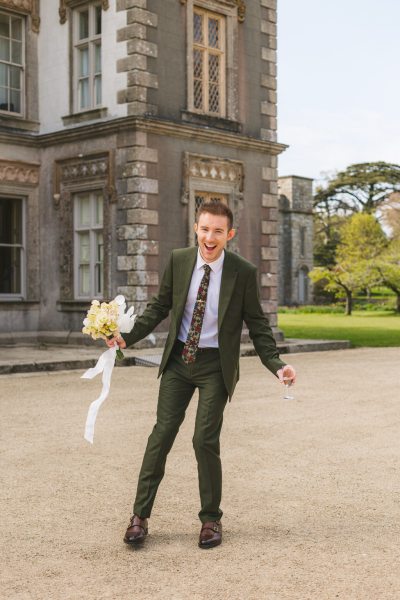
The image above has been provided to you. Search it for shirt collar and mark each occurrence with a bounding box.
[196,248,225,274]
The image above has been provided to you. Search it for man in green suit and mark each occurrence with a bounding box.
[109,200,296,548]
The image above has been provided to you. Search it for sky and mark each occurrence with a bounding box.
[277,0,400,184]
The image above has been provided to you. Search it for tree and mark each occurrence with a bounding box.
[309,265,362,315]
[374,239,400,312]
[314,162,400,216]
[310,214,387,314]
[381,192,400,240]
[313,211,345,267]
[336,213,387,263]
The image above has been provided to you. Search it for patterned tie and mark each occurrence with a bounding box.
[182,264,212,364]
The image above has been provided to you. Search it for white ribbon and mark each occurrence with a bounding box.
[81,345,117,444]
[81,295,136,444]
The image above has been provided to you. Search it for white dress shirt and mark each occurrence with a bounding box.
[178,249,225,348]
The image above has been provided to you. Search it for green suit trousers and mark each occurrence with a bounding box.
[133,341,228,523]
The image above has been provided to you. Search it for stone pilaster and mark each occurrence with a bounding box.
[115,1,160,315]
[116,0,158,116]
[116,130,160,313]
[259,0,277,143]
[258,0,280,333]
[259,154,281,333]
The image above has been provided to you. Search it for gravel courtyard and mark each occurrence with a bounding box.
[1,347,400,600]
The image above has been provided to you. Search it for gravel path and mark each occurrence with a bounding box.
[1,347,400,600]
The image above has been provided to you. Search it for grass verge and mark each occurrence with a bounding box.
[278,311,400,347]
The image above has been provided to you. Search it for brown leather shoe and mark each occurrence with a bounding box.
[123,514,148,545]
[198,521,222,549]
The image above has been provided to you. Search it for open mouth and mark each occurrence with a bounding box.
[204,244,217,252]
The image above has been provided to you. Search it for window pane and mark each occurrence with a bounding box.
[208,18,220,49]
[9,88,20,113]
[208,54,220,113]
[209,84,219,113]
[95,232,103,295]
[79,265,90,296]
[79,47,89,77]
[193,49,203,79]
[95,194,103,225]
[193,80,202,110]
[11,40,22,64]
[0,37,10,61]
[0,63,7,86]
[78,196,90,226]
[208,54,219,83]
[0,198,22,244]
[0,86,7,108]
[78,232,90,263]
[0,246,21,294]
[11,17,22,41]
[96,232,103,261]
[79,79,89,109]
[79,10,89,39]
[94,75,101,106]
[193,12,203,44]
[95,5,102,35]
[0,14,9,38]
[94,43,101,74]
[10,66,20,89]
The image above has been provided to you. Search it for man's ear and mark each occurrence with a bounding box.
[227,228,236,241]
[194,222,198,235]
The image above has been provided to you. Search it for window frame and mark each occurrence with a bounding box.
[0,195,26,300]
[192,7,226,117]
[72,2,102,113]
[73,190,104,300]
[0,10,25,117]
[186,0,238,121]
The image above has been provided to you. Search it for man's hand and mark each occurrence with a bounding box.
[105,334,127,350]
[276,364,296,385]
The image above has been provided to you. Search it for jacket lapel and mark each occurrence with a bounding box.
[174,247,197,330]
[218,251,238,331]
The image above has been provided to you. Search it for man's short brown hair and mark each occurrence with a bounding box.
[196,200,234,231]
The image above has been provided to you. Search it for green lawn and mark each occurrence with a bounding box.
[278,311,400,347]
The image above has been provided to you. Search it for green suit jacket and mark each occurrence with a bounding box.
[122,247,286,398]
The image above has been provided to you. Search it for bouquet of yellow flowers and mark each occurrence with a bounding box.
[82,296,136,359]
[81,295,136,443]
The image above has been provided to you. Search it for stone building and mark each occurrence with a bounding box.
[278,175,313,306]
[0,0,286,344]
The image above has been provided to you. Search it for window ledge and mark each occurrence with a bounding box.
[57,300,102,312]
[181,110,242,133]
[62,107,109,127]
[0,299,39,308]
[0,115,40,132]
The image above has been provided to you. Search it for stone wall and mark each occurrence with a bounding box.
[278,176,314,306]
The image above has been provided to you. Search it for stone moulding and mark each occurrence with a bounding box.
[0,159,39,185]
[59,0,109,24]
[182,153,244,205]
[180,0,246,22]
[53,152,116,206]
[0,0,40,32]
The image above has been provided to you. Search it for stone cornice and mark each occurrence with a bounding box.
[0,116,288,155]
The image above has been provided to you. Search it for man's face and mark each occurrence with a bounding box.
[194,212,235,263]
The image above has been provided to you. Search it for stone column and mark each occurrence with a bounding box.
[259,0,277,144]
[258,0,281,334]
[115,0,160,316]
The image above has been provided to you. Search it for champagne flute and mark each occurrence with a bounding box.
[283,376,294,400]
